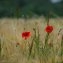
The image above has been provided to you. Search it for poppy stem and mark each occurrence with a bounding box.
[45,33,49,47]
[28,41,33,58]
[24,15,27,30]
[28,37,34,59]
[47,12,50,26]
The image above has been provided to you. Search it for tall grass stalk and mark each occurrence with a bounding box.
[61,35,63,63]
[28,28,36,59]
[28,38,34,59]
[33,27,40,55]
[0,39,1,57]
[45,33,49,45]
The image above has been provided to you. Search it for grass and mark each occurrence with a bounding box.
[0,17,63,63]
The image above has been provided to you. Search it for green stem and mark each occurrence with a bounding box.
[28,38,34,59]
[46,12,50,25]
[61,35,63,62]
[0,39,1,57]
[45,33,49,46]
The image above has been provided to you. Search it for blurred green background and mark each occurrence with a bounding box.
[0,0,63,18]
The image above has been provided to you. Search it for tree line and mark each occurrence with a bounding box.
[0,0,63,18]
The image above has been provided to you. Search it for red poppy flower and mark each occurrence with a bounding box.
[22,31,31,40]
[45,25,53,33]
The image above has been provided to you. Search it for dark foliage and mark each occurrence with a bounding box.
[0,0,63,18]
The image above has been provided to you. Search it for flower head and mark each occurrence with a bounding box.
[16,42,20,47]
[22,31,31,40]
[45,25,53,33]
